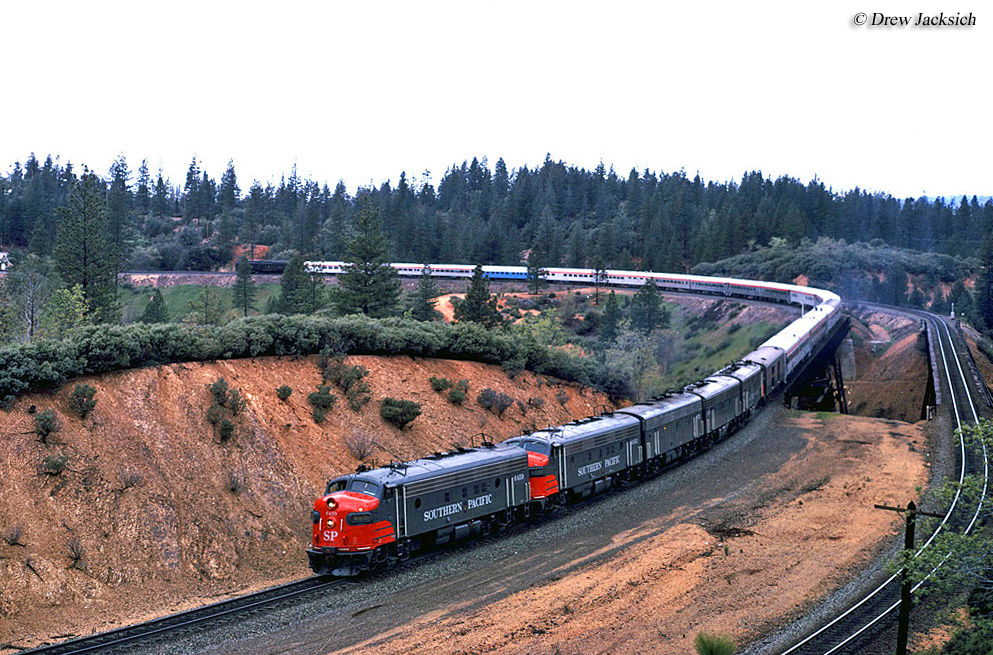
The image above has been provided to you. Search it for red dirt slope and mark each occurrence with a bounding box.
[0,356,612,651]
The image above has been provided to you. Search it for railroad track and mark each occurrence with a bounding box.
[775,309,989,655]
[18,576,341,655]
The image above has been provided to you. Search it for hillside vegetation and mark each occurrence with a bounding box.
[693,237,984,320]
[0,354,611,648]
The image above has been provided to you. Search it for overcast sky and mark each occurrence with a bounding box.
[2,0,989,199]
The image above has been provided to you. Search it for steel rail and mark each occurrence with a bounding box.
[780,311,987,655]
[19,577,341,655]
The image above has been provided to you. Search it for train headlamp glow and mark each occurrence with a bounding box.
[325,498,337,510]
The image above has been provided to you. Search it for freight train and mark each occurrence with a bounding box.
[306,263,841,576]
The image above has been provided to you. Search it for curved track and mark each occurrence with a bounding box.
[772,308,989,655]
[16,283,976,654]
[18,577,341,655]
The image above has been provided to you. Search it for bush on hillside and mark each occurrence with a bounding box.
[69,384,97,418]
[380,397,421,429]
[0,315,627,402]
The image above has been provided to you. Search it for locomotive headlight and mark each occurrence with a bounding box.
[346,512,372,525]
[325,497,337,510]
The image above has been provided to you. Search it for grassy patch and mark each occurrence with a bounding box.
[120,284,281,323]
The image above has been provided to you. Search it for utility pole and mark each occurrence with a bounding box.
[874,501,944,655]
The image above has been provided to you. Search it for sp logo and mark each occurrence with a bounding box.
[323,531,339,542]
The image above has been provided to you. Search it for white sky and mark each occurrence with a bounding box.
[1,0,989,199]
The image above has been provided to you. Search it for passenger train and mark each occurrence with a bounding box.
[306,262,842,576]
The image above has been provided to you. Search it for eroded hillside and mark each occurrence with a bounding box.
[0,356,612,650]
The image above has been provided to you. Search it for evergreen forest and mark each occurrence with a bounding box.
[2,152,993,338]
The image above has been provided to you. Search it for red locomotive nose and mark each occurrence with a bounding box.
[527,451,549,468]
[525,451,558,499]
[312,492,392,553]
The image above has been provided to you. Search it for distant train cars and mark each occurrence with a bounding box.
[306,263,842,576]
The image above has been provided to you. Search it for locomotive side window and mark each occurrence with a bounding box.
[494,478,501,488]
[326,478,348,494]
[415,497,422,509]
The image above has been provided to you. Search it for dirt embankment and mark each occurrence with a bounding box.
[330,412,927,655]
[0,356,612,650]
[846,310,928,422]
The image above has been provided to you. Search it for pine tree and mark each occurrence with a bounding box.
[630,278,668,334]
[152,170,169,217]
[135,159,151,215]
[277,254,310,315]
[977,206,993,331]
[243,181,267,260]
[411,265,440,321]
[186,285,225,325]
[105,155,133,265]
[140,288,169,323]
[232,257,256,317]
[54,172,119,322]
[218,160,239,212]
[40,284,89,339]
[599,291,621,345]
[592,259,609,305]
[453,265,502,327]
[526,245,549,294]
[332,200,400,317]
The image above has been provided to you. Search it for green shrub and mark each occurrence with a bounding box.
[208,378,230,407]
[429,376,452,392]
[206,403,224,425]
[228,388,247,415]
[694,632,735,655]
[34,410,60,443]
[477,388,513,417]
[308,386,337,411]
[320,351,370,411]
[312,407,327,423]
[346,383,371,411]
[448,388,467,405]
[218,419,235,442]
[41,454,69,475]
[276,385,293,401]
[0,315,625,403]
[380,397,421,429]
[69,384,97,418]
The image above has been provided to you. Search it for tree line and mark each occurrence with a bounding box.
[3,153,991,272]
[1,152,992,336]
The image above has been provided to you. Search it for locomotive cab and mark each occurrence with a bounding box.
[308,476,395,576]
[505,437,559,501]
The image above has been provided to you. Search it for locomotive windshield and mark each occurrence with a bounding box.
[325,478,348,494]
[515,439,551,456]
[347,479,381,497]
